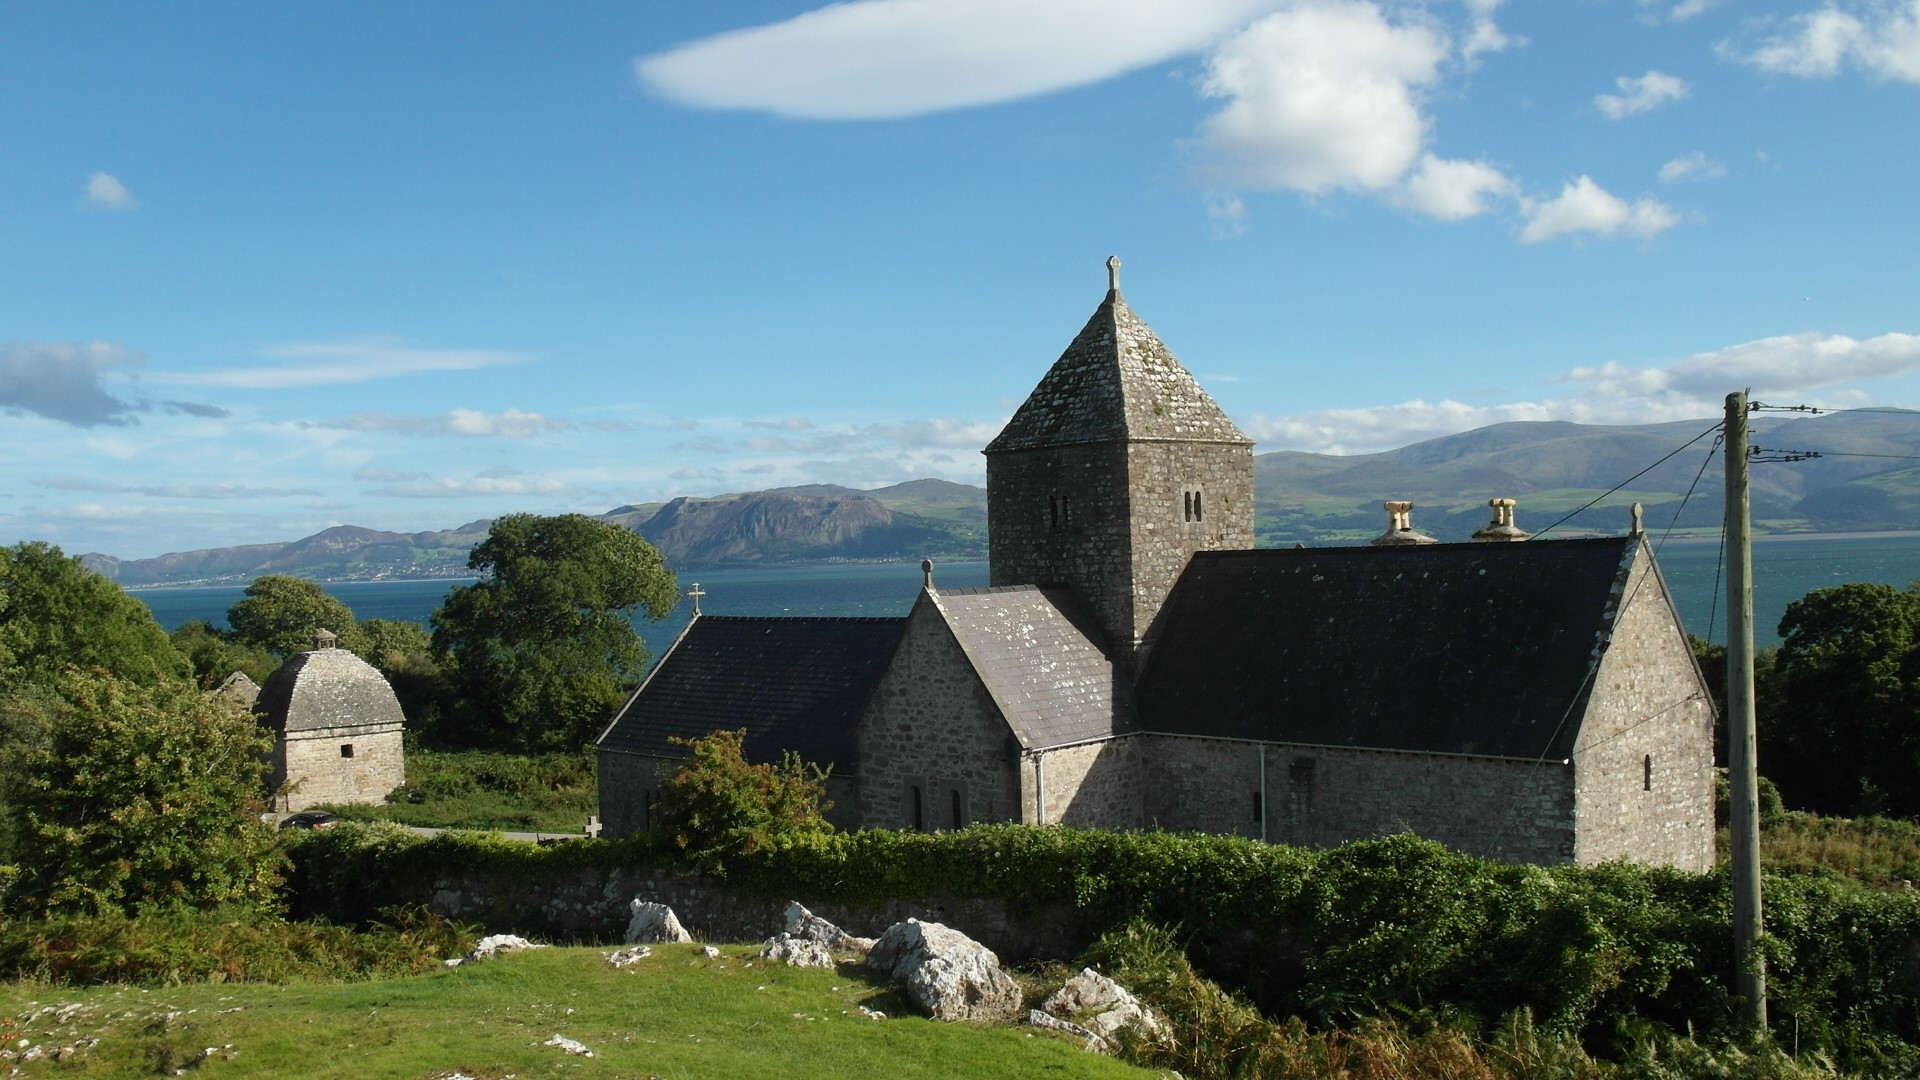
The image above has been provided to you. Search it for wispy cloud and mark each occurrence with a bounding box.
[1243,330,1920,452]
[1723,0,1920,82]
[637,0,1285,119]
[1594,70,1689,119]
[1658,151,1727,183]
[313,408,574,438]
[1518,176,1679,244]
[150,335,528,389]
[36,477,321,499]
[161,400,231,418]
[84,172,137,211]
[365,472,583,498]
[0,341,144,426]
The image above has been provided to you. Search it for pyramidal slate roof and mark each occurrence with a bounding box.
[928,584,1136,750]
[254,648,405,734]
[597,615,906,770]
[1136,537,1642,761]
[985,271,1252,453]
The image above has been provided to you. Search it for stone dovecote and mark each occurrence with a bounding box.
[983,258,1254,657]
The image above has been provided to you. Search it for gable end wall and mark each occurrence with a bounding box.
[1572,546,1716,871]
[852,600,1020,830]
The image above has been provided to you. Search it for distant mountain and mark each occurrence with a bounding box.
[81,410,1920,586]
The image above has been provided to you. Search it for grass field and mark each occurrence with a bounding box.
[0,943,1156,1079]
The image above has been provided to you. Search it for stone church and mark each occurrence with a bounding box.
[597,260,1716,871]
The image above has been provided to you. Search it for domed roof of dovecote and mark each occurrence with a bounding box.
[985,258,1252,454]
[254,647,406,734]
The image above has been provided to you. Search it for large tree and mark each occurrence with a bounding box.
[226,575,358,658]
[431,513,676,752]
[0,541,187,684]
[1759,582,1920,816]
[3,667,281,914]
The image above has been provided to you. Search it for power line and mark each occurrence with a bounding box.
[1531,420,1725,539]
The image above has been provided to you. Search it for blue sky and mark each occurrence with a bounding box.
[3,0,1916,558]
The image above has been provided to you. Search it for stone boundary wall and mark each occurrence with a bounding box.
[412,864,1089,962]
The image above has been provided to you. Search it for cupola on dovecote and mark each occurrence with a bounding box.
[982,256,1255,657]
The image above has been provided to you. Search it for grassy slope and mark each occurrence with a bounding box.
[0,944,1152,1079]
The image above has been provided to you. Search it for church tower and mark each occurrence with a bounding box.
[984,258,1254,657]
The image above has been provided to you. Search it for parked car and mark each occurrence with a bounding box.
[278,810,340,831]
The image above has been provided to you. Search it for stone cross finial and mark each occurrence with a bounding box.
[1631,502,1645,536]
[1106,256,1121,295]
[688,582,706,616]
[922,558,935,591]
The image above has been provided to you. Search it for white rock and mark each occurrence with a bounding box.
[466,934,545,962]
[1029,1007,1099,1045]
[783,901,876,954]
[625,900,692,945]
[701,945,721,959]
[759,934,836,969]
[857,1005,887,1020]
[865,918,1022,1023]
[543,1034,593,1057]
[441,958,463,968]
[603,946,652,968]
[1042,968,1166,1043]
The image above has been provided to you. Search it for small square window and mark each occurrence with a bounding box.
[340,743,354,759]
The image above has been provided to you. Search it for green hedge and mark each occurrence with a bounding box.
[283,823,1920,1063]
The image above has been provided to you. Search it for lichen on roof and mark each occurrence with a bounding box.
[254,647,406,734]
[985,266,1251,453]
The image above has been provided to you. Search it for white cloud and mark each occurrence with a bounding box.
[1637,0,1719,24]
[637,0,1285,120]
[84,172,137,211]
[1204,191,1249,238]
[1396,153,1515,219]
[1594,70,1690,119]
[1244,330,1920,453]
[0,341,144,426]
[1658,151,1727,182]
[36,477,321,499]
[1517,176,1679,244]
[314,408,574,438]
[151,336,527,389]
[1459,0,1516,63]
[1726,0,1920,82]
[366,473,582,498]
[1194,2,1448,193]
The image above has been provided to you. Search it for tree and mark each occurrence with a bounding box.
[652,728,833,870]
[353,618,451,740]
[172,617,280,689]
[431,513,677,752]
[1760,582,1920,816]
[0,541,187,685]
[3,667,281,914]
[226,575,358,658]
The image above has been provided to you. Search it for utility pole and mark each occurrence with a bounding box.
[1725,390,1767,1030]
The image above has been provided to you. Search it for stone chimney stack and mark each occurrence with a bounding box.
[1370,501,1439,546]
[1472,498,1531,542]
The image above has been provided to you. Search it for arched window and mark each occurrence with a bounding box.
[951,788,964,830]
[1643,755,1653,792]
[911,785,925,831]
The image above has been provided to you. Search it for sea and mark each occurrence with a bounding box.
[131,533,1920,655]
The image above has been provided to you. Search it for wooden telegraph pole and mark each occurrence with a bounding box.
[1724,390,1767,1030]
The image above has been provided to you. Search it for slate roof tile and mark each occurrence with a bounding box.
[1136,538,1639,760]
[931,584,1137,749]
[597,615,905,770]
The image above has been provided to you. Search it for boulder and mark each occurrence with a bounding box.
[625,900,692,945]
[603,946,652,968]
[464,934,545,962]
[1041,968,1166,1044]
[1028,1008,1098,1044]
[759,934,836,969]
[865,918,1022,1023]
[783,901,875,954]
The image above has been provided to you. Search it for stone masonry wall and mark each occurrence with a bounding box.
[1024,737,1145,828]
[1571,544,1716,871]
[852,597,1020,829]
[278,724,403,812]
[1144,735,1578,864]
[988,442,1134,650]
[1126,439,1254,653]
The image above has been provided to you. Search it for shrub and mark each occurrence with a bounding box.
[652,729,834,870]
